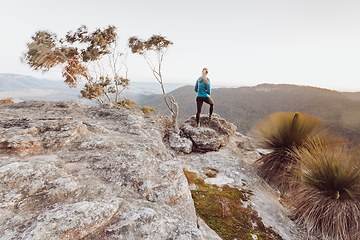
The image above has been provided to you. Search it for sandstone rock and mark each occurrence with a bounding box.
[23,199,119,240]
[86,198,205,240]
[0,117,88,155]
[5,134,41,155]
[202,167,219,178]
[0,101,209,240]
[168,131,193,153]
[0,101,306,239]
[196,217,222,240]
[0,160,78,210]
[180,114,237,152]
[76,138,109,150]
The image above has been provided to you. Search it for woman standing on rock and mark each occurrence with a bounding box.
[194,67,214,127]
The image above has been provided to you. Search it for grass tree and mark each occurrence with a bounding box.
[251,112,343,192]
[128,35,179,132]
[22,25,129,104]
[292,139,360,240]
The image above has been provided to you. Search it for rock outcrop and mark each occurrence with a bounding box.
[179,114,237,152]
[0,101,305,239]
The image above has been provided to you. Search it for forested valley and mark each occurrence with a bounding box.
[137,83,360,145]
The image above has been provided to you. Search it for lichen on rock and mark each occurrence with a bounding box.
[183,169,283,240]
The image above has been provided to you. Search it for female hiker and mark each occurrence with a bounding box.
[194,67,214,127]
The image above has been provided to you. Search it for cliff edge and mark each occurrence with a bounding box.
[0,101,304,239]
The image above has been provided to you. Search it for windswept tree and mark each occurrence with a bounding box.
[22,25,129,104]
[128,35,179,132]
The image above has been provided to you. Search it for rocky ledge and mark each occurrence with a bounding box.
[0,101,304,239]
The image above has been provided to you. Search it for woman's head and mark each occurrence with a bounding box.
[202,68,208,75]
[201,68,209,84]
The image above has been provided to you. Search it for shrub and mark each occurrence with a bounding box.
[140,106,156,116]
[251,112,343,192]
[0,98,14,104]
[292,140,360,240]
[117,99,137,108]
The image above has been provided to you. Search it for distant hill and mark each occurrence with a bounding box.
[0,73,83,103]
[0,73,74,90]
[3,74,360,144]
[0,74,186,103]
[137,84,360,145]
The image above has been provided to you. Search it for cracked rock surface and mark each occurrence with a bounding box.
[180,114,237,152]
[0,101,305,239]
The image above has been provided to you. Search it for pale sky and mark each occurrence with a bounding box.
[2,0,360,91]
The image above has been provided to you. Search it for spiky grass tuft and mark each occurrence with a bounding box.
[252,112,335,191]
[292,141,360,240]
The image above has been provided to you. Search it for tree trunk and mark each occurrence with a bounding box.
[169,95,180,133]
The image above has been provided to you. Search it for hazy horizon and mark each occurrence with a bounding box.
[1,1,360,92]
[1,72,359,94]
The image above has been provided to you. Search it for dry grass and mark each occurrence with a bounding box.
[0,98,14,104]
[292,140,360,240]
[251,112,343,192]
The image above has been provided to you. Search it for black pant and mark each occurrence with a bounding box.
[196,97,214,124]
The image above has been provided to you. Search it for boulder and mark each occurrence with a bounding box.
[0,115,88,155]
[168,132,193,153]
[22,199,119,240]
[180,114,237,152]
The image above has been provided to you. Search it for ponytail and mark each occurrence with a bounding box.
[201,68,209,85]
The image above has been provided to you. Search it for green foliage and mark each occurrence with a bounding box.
[22,25,129,104]
[128,34,179,129]
[183,169,283,240]
[140,106,156,116]
[251,112,343,192]
[116,99,155,116]
[117,99,137,108]
[292,140,360,239]
[65,25,117,62]
[22,31,64,73]
[0,98,14,104]
[128,35,173,55]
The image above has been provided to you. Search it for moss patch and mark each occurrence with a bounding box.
[183,169,283,240]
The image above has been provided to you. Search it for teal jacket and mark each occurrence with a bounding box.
[194,77,211,97]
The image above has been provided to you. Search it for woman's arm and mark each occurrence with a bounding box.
[206,78,211,95]
[194,79,198,92]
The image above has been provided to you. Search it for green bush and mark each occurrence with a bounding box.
[292,140,360,240]
[117,99,137,108]
[251,112,343,192]
[140,106,156,116]
[117,99,156,116]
